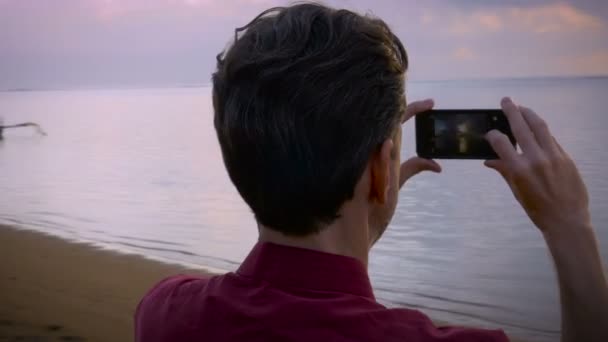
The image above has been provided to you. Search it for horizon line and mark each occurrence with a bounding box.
[2,74,607,93]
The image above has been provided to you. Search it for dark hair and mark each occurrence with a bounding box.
[212,2,408,236]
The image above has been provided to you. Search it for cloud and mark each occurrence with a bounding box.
[476,13,503,31]
[448,11,503,34]
[421,12,434,25]
[446,3,604,35]
[510,3,604,33]
[558,50,608,75]
[89,0,277,20]
[452,47,477,61]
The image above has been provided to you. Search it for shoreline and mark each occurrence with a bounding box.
[0,225,526,341]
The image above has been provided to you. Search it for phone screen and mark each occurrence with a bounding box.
[416,109,516,159]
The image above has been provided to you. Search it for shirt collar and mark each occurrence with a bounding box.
[237,242,375,300]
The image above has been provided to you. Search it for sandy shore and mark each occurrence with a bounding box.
[0,225,209,342]
[0,225,527,342]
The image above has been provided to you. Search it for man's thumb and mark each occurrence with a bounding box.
[399,157,441,188]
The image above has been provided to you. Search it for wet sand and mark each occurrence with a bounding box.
[0,225,208,342]
[0,225,526,341]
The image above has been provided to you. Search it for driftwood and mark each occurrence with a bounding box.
[0,122,47,139]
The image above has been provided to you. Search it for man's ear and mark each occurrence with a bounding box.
[369,139,393,204]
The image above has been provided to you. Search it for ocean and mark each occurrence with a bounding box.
[1,77,607,341]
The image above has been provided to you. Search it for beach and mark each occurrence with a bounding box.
[0,224,530,342]
[5,83,603,340]
[0,225,209,342]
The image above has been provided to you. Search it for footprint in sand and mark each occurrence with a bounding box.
[10,336,46,341]
[0,320,85,341]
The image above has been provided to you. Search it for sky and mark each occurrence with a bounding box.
[1,0,607,89]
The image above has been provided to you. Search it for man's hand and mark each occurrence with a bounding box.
[486,97,608,342]
[399,99,441,188]
[485,97,590,234]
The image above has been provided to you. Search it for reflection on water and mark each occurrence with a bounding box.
[1,78,607,341]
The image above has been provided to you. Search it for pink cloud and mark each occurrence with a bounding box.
[446,3,603,35]
[90,0,278,20]
[476,13,502,31]
[509,3,603,33]
[452,47,477,61]
[447,11,505,35]
[559,50,608,75]
[420,13,434,25]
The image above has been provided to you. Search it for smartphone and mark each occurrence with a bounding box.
[416,109,516,159]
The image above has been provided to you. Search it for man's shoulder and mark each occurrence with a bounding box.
[134,274,226,341]
[143,274,209,297]
[142,271,219,297]
[135,273,217,322]
[384,307,510,342]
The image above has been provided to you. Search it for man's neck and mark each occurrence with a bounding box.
[258,211,371,267]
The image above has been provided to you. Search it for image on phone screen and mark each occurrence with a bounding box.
[416,109,516,160]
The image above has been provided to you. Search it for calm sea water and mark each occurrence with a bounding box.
[1,77,607,341]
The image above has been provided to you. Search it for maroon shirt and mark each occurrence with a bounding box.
[135,242,508,341]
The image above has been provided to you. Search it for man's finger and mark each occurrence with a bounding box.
[486,130,518,163]
[399,157,441,188]
[403,98,434,123]
[552,136,570,159]
[519,105,557,154]
[501,97,539,154]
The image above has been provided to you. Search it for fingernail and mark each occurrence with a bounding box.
[425,98,434,105]
[502,97,512,104]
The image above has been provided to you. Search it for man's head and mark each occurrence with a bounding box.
[212,3,407,243]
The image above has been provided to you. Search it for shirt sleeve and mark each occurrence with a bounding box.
[134,275,209,342]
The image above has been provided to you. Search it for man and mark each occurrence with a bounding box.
[135,3,608,342]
